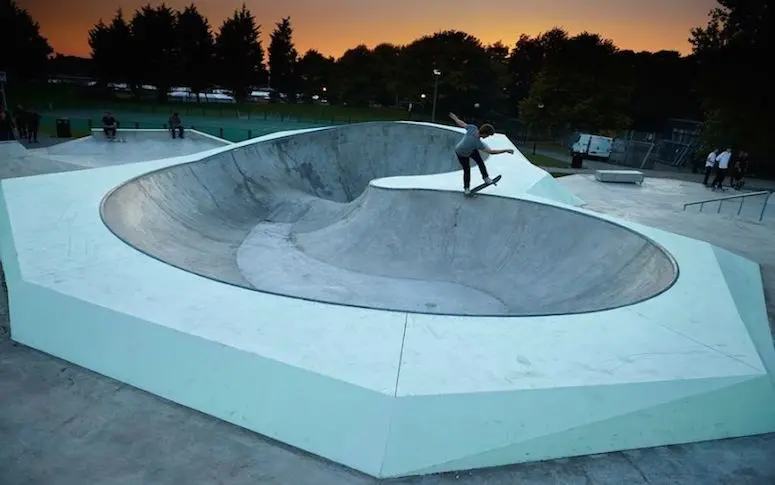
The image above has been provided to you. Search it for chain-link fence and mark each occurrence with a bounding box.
[604,128,699,169]
[36,112,332,143]
[650,139,696,167]
[608,139,656,169]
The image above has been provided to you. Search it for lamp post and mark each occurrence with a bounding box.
[431,68,441,122]
[533,102,545,154]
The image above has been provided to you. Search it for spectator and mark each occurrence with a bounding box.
[703,148,720,186]
[14,105,27,140]
[168,112,185,139]
[710,147,732,190]
[731,150,748,190]
[26,107,41,143]
[0,109,16,141]
[102,111,118,140]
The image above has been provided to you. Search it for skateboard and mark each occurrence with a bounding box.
[465,174,502,197]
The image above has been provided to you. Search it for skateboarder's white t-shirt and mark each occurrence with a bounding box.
[454,124,486,156]
[705,151,717,167]
[716,150,731,169]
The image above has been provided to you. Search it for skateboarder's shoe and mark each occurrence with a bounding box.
[464,188,471,195]
[484,177,492,184]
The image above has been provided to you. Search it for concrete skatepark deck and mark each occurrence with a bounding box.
[38,128,230,167]
[1,123,774,481]
[0,128,229,179]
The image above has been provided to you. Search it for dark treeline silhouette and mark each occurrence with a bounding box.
[2,0,772,172]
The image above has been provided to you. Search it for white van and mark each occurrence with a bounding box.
[570,133,613,160]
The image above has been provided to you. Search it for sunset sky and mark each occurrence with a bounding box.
[22,0,718,59]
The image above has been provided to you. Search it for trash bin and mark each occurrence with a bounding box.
[56,118,72,138]
[571,152,583,169]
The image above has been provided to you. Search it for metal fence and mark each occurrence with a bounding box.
[602,129,699,170]
[650,139,696,167]
[608,139,656,169]
[39,114,331,143]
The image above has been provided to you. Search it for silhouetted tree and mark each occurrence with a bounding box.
[176,4,215,101]
[370,43,403,107]
[268,16,299,102]
[0,0,53,84]
[214,4,267,101]
[296,49,336,102]
[336,45,379,106]
[129,3,178,101]
[48,54,93,78]
[620,50,701,132]
[690,0,771,168]
[400,30,498,117]
[88,8,133,89]
[486,41,510,115]
[506,28,569,116]
[520,32,632,135]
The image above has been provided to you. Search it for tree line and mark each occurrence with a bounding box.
[84,3,703,131]
[2,0,771,168]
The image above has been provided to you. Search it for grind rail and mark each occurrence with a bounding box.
[682,190,772,222]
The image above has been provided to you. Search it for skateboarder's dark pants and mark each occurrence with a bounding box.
[457,150,489,189]
[703,166,713,185]
[171,126,184,138]
[27,122,39,142]
[711,168,727,188]
[103,127,116,138]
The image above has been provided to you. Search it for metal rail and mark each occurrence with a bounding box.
[682,190,772,221]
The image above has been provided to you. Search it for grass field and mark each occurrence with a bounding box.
[533,141,570,156]
[523,153,569,169]
[12,82,432,126]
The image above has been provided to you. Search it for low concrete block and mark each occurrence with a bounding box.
[595,170,644,184]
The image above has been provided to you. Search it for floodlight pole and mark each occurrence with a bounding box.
[431,69,441,123]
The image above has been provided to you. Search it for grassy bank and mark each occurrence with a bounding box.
[523,153,569,169]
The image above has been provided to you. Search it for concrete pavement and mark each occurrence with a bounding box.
[530,147,775,192]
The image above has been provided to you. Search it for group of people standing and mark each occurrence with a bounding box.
[703,147,748,190]
[0,105,41,143]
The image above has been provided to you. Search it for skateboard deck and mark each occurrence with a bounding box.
[466,174,502,196]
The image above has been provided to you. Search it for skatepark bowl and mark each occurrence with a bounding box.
[101,122,678,317]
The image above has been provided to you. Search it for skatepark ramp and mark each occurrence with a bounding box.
[101,122,678,316]
[1,140,87,179]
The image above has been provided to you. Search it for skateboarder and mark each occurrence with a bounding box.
[448,112,513,195]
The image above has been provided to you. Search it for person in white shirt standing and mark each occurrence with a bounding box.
[710,148,732,190]
[703,148,720,186]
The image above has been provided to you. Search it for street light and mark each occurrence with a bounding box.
[432,68,441,122]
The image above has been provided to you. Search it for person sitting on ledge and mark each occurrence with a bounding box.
[102,111,118,140]
[169,112,185,139]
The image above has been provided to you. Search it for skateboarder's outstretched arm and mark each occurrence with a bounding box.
[483,147,514,155]
[449,113,514,155]
[448,112,467,128]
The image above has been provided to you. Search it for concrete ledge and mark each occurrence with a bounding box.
[595,169,644,184]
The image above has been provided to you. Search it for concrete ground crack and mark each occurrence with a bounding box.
[622,452,651,484]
